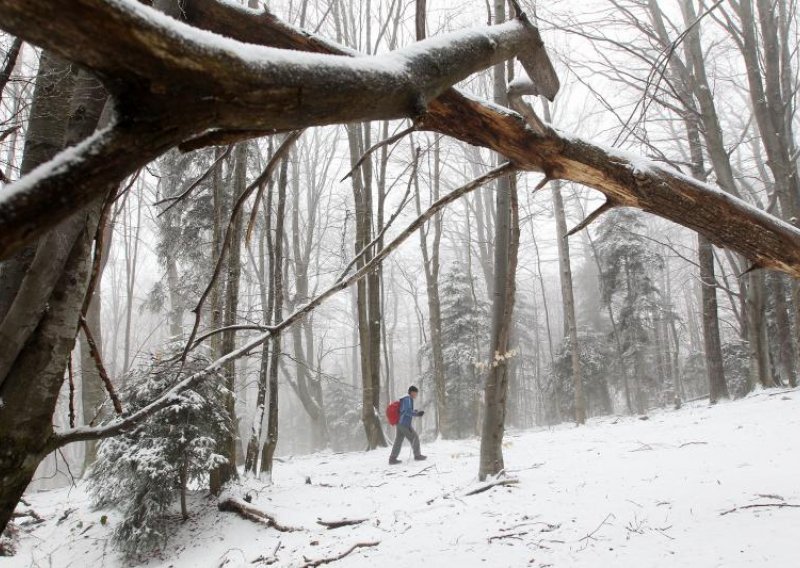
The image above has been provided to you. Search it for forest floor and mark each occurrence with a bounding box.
[3,387,800,568]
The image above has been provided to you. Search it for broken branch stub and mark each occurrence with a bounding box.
[514,15,560,101]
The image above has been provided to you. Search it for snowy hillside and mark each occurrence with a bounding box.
[4,389,800,568]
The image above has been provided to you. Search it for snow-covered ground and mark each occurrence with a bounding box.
[4,388,800,567]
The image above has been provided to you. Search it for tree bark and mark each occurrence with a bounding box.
[543,95,586,425]
[551,178,585,423]
[261,154,288,477]
[479,0,519,480]
[245,141,275,475]
[768,273,796,386]
[0,52,109,533]
[347,123,387,449]
[210,143,246,492]
[0,199,101,534]
[698,235,729,402]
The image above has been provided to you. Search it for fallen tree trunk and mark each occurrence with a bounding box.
[217,497,301,532]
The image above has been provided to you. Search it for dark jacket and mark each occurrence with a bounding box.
[399,395,420,427]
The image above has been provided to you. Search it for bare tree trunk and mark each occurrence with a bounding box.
[412,139,447,437]
[676,0,768,393]
[210,143,246,492]
[0,207,99,533]
[179,454,189,521]
[346,123,386,449]
[121,192,141,376]
[261,155,288,477]
[768,273,796,386]
[479,0,519,480]
[685,118,728,403]
[0,51,73,326]
[79,292,104,466]
[732,0,800,386]
[287,151,327,450]
[479,173,519,479]
[365,135,385,449]
[544,101,585,424]
[244,234,269,473]
[0,52,110,532]
[647,0,729,404]
[245,141,275,474]
[698,235,729,402]
[745,271,775,389]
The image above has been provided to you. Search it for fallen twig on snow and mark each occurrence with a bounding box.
[251,539,281,565]
[316,518,368,530]
[579,513,615,545]
[678,441,708,448]
[720,503,800,516]
[218,497,301,532]
[409,464,435,477]
[464,478,519,496]
[653,525,674,540]
[57,508,75,524]
[501,520,560,533]
[301,541,379,567]
[488,530,528,543]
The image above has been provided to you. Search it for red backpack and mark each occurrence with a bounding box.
[386,400,401,425]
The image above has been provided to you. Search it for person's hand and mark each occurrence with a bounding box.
[417,410,425,417]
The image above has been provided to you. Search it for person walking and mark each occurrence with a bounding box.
[389,385,427,465]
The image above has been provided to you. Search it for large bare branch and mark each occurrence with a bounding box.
[0,123,185,259]
[3,0,800,275]
[0,0,555,259]
[185,4,800,277]
[51,162,516,448]
[0,0,553,118]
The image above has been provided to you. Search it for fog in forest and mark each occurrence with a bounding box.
[1,0,799,564]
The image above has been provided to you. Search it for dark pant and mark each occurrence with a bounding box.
[390,424,421,459]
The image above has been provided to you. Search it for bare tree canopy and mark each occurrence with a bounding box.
[0,0,798,278]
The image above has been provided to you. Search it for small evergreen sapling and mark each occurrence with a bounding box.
[87,348,232,559]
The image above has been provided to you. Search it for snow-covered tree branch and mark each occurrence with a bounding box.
[0,0,555,259]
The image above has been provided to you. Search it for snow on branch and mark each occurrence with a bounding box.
[0,122,179,259]
[0,0,555,259]
[183,1,800,277]
[0,0,554,124]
